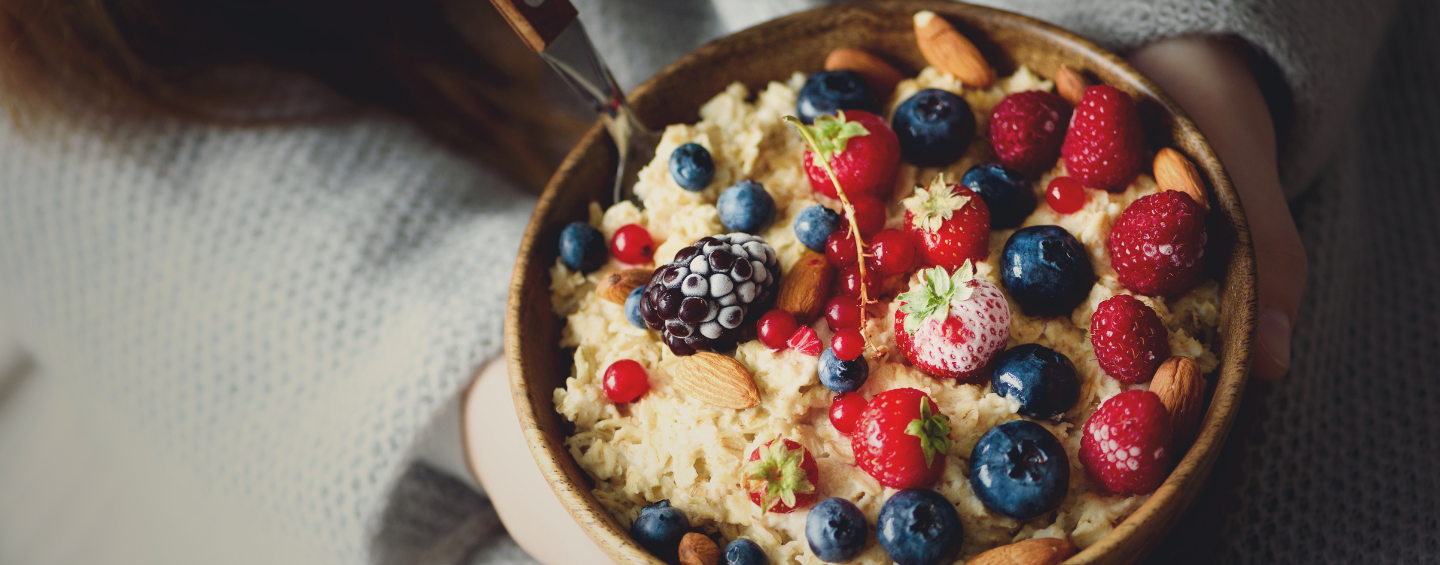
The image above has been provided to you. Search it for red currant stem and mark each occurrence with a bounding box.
[785,114,873,349]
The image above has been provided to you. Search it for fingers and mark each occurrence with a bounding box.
[1128,37,1309,380]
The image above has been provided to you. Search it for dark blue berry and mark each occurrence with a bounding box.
[991,344,1080,419]
[559,221,607,273]
[962,162,1034,229]
[793,205,841,252]
[670,143,715,191]
[891,88,975,167]
[968,420,1069,520]
[721,538,768,565]
[796,71,875,124]
[805,497,867,563]
[818,349,868,393]
[717,180,776,233]
[1000,225,1094,317]
[876,489,962,565]
[631,500,690,561]
[625,286,647,329]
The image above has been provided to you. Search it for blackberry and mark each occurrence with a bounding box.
[638,233,781,355]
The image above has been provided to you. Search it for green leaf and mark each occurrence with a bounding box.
[804,111,871,162]
[904,399,952,468]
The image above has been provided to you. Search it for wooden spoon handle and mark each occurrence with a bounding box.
[488,0,579,52]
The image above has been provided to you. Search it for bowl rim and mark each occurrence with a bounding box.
[483,1,1257,563]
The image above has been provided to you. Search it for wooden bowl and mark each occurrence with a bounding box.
[493,1,1257,563]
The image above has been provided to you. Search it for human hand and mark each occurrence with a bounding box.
[1128,37,1308,381]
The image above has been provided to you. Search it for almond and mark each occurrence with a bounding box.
[678,532,719,565]
[673,352,760,409]
[968,538,1076,565]
[775,252,833,323]
[913,10,994,88]
[1055,65,1090,106]
[1154,148,1210,212]
[596,268,653,304]
[825,48,905,99]
[1151,356,1205,453]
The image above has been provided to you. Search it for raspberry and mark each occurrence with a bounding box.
[1080,390,1173,495]
[787,326,823,356]
[989,90,1071,177]
[1107,190,1207,296]
[1061,85,1145,192]
[1090,295,1170,383]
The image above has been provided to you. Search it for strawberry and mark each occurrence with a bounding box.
[894,263,1011,381]
[1061,85,1146,192]
[1090,294,1170,383]
[744,439,819,513]
[989,90,1071,177]
[802,110,900,200]
[1080,390,1173,495]
[1107,190,1207,296]
[902,177,990,270]
[852,388,951,489]
[786,326,823,356]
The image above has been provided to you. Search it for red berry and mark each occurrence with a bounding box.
[902,179,990,270]
[829,392,868,434]
[610,224,654,264]
[758,309,799,350]
[869,229,917,276]
[1089,295,1170,383]
[825,229,859,268]
[1107,190,1207,296]
[830,329,865,361]
[848,196,886,237]
[989,90,1071,177]
[602,359,649,403]
[1045,176,1086,214]
[1080,390,1173,495]
[745,439,820,513]
[786,326,823,356]
[852,388,949,489]
[824,296,862,331]
[837,263,877,298]
[803,110,900,200]
[894,267,1011,381]
[1062,85,1146,192]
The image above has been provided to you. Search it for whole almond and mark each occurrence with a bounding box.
[678,532,719,565]
[1055,65,1090,106]
[673,352,761,409]
[913,10,995,88]
[776,252,833,323]
[968,538,1076,565]
[1151,356,1205,453]
[596,268,653,304]
[1154,148,1210,212]
[825,48,906,99]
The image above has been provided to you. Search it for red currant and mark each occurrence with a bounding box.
[757,309,799,350]
[824,229,859,268]
[1046,176,1086,215]
[825,296,863,331]
[829,392,868,434]
[602,359,649,403]
[610,224,654,264]
[848,196,886,237]
[831,329,865,361]
[869,229,916,276]
[838,263,877,298]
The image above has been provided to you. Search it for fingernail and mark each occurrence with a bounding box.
[1258,308,1292,372]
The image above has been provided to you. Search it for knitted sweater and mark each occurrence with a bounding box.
[0,1,1432,564]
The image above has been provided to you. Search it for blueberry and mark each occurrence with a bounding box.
[559,221,607,273]
[796,70,876,124]
[891,88,975,167]
[670,143,715,191]
[991,344,1080,419]
[962,162,1035,230]
[631,500,690,561]
[794,205,842,251]
[722,538,768,565]
[1000,225,1094,317]
[717,180,776,233]
[968,420,1070,520]
[805,497,867,562]
[876,489,962,565]
[625,286,648,329]
[818,349,868,393]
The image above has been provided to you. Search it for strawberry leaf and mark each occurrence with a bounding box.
[743,440,814,512]
[896,261,977,335]
[903,399,952,467]
[803,111,871,162]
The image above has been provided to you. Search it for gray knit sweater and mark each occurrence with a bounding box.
[0,1,1433,564]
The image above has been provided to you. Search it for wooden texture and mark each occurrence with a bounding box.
[482,2,1258,564]
[488,0,578,52]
